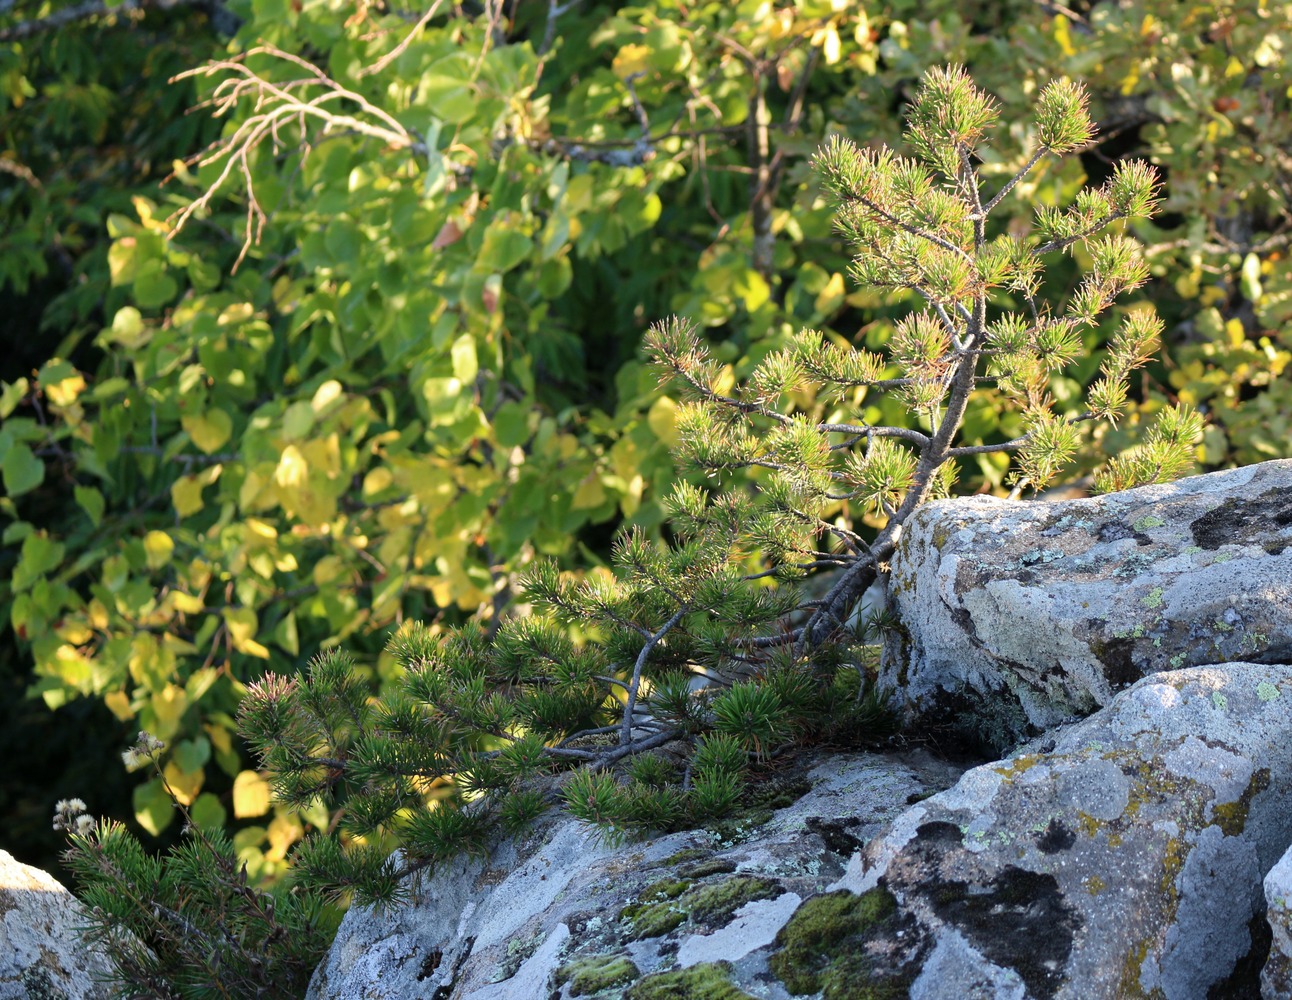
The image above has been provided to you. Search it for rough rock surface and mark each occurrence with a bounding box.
[835,664,1292,999]
[882,460,1292,743]
[0,849,119,1000]
[306,750,966,1000]
[310,665,1292,999]
[1265,845,1292,998]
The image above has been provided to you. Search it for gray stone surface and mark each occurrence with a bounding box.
[1265,845,1292,998]
[0,849,119,1000]
[834,664,1292,1000]
[882,460,1292,742]
[306,750,963,1000]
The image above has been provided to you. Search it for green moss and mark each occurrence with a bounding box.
[620,878,695,940]
[658,849,708,867]
[769,888,914,999]
[621,875,780,940]
[625,962,755,1000]
[678,858,738,879]
[686,875,781,924]
[558,955,640,996]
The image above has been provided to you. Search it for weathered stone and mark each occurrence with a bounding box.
[882,460,1292,743]
[1264,845,1292,998]
[306,750,965,1000]
[0,849,119,1000]
[833,664,1292,999]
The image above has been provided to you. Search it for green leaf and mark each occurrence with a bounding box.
[477,222,531,273]
[2,443,44,497]
[189,792,227,831]
[451,335,478,383]
[325,218,362,265]
[74,485,105,527]
[134,260,179,308]
[133,778,175,837]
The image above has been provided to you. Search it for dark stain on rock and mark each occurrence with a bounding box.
[1098,521,1152,546]
[892,822,1080,1000]
[805,816,865,857]
[1035,818,1077,854]
[1099,635,1143,689]
[1190,489,1292,551]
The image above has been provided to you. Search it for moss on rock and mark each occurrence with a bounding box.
[768,887,916,1000]
[619,874,780,940]
[557,954,640,996]
[625,962,756,1000]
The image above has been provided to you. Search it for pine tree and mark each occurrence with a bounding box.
[70,67,1200,921]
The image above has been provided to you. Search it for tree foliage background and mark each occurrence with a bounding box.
[2,0,1289,880]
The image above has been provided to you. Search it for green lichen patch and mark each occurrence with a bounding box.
[557,955,640,996]
[1133,515,1166,531]
[1257,682,1281,702]
[625,961,755,1000]
[768,887,917,1000]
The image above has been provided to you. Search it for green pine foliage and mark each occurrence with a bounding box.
[229,66,1198,908]
[651,66,1198,649]
[56,739,335,1000]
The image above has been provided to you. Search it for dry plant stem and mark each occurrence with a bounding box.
[357,0,449,77]
[169,46,423,268]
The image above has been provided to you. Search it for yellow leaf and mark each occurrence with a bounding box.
[571,472,607,510]
[223,607,269,659]
[245,518,278,543]
[613,43,650,79]
[1053,15,1074,56]
[205,723,232,755]
[815,271,847,315]
[170,591,204,614]
[233,770,271,818]
[364,466,394,496]
[148,684,189,740]
[104,690,134,722]
[647,396,678,446]
[266,813,304,861]
[163,761,204,806]
[275,444,308,489]
[46,374,86,407]
[171,476,206,517]
[182,409,233,454]
[143,530,174,570]
[821,24,841,65]
[311,379,343,413]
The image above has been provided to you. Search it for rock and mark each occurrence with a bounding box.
[1264,845,1292,998]
[306,749,966,1000]
[0,849,119,1000]
[833,664,1292,999]
[882,460,1292,744]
